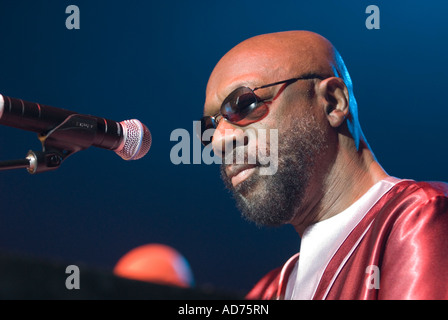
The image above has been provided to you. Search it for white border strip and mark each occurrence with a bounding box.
[0,94,4,119]
[321,221,374,300]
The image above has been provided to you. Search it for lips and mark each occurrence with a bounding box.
[225,164,258,187]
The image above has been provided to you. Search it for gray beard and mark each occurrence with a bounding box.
[220,115,327,227]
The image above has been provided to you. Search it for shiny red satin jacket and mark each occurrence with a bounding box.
[246,180,448,300]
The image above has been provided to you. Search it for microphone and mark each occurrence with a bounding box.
[0,94,152,161]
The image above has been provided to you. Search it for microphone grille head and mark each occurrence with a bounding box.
[115,119,152,160]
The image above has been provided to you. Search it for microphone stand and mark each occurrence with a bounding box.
[0,158,31,171]
[0,150,63,174]
[0,114,97,174]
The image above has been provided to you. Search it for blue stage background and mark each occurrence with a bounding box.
[0,1,446,296]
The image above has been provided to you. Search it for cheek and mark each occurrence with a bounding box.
[277,94,317,124]
[246,95,323,149]
[248,117,281,149]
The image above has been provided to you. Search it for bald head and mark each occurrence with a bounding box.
[207,31,335,93]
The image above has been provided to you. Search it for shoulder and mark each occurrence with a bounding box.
[395,179,448,223]
[379,179,448,217]
[392,179,448,200]
[376,180,448,299]
[373,179,448,233]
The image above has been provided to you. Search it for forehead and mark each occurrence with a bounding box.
[204,52,289,114]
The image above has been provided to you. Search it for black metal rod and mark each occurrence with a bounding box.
[0,158,30,171]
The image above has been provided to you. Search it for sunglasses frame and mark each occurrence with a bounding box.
[199,74,327,146]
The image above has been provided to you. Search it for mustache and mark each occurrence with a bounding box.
[220,142,279,182]
[220,152,259,185]
[223,152,260,167]
[221,144,274,166]
[219,152,265,193]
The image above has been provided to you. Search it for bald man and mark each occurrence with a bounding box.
[200,31,448,300]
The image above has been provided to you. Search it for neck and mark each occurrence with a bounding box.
[290,138,389,236]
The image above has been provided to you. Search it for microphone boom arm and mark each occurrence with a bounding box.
[0,113,99,174]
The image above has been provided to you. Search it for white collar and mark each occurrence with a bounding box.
[285,176,402,299]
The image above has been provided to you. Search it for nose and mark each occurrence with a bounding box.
[211,119,249,159]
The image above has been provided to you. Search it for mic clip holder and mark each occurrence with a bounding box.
[0,114,97,174]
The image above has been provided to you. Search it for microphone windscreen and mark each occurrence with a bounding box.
[115,119,152,160]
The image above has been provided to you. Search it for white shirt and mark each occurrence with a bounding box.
[284,176,403,300]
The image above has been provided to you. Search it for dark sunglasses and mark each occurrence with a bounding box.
[199,74,326,146]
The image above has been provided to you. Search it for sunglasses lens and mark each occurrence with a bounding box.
[221,87,258,123]
[199,87,271,147]
[198,116,216,146]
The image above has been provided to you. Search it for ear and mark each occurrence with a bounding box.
[317,77,350,128]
